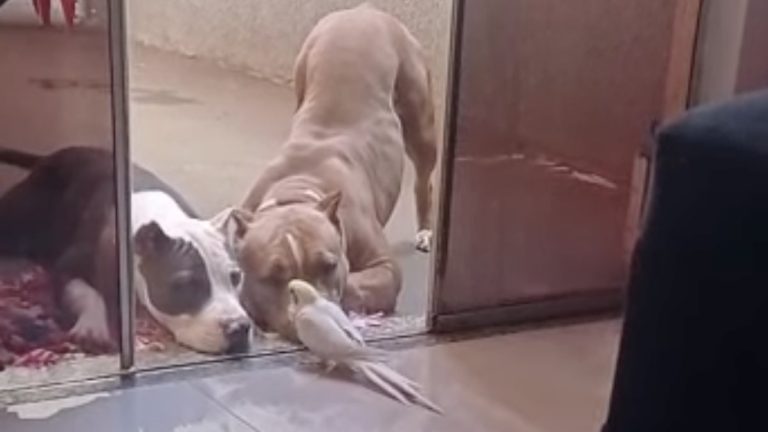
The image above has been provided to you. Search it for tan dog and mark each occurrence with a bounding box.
[227,5,437,338]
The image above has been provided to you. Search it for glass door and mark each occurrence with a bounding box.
[431,0,702,329]
[0,0,125,392]
[123,1,455,370]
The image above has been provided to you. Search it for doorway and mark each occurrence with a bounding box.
[124,0,454,369]
[1,0,707,400]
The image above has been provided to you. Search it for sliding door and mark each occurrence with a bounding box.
[432,0,701,329]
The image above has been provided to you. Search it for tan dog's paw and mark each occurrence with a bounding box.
[341,282,369,314]
[415,229,433,253]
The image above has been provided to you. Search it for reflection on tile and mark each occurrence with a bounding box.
[195,367,468,432]
[0,321,618,432]
[192,320,619,432]
[0,382,256,432]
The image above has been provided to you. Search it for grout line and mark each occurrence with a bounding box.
[188,381,264,432]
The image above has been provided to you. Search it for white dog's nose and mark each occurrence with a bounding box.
[223,318,251,353]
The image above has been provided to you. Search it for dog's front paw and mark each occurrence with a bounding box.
[69,313,115,353]
[415,229,433,253]
[341,281,369,314]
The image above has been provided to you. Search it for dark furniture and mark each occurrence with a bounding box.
[603,90,768,431]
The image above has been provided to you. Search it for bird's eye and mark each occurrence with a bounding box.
[229,269,243,286]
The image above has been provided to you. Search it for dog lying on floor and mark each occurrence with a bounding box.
[0,146,251,354]
[224,5,438,339]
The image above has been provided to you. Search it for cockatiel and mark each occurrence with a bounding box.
[288,279,442,414]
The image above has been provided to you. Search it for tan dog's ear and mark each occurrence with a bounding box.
[231,208,255,236]
[210,207,254,251]
[316,190,342,226]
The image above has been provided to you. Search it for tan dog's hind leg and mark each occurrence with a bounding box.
[395,45,438,253]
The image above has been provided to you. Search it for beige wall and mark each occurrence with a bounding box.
[127,1,453,105]
[690,0,768,105]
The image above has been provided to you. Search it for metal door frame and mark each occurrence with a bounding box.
[107,0,134,371]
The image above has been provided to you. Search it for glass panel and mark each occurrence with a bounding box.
[689,0,768,107]
[0,0,120,390]
[125,1,453,368]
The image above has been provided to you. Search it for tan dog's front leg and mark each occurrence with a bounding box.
[342,257,402,315]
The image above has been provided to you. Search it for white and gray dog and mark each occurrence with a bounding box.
[0,146,251,354]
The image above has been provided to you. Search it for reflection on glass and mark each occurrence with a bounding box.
[127,1,452,367]
[0,0,117,390]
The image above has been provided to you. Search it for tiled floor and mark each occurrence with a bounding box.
[0,320,620,432]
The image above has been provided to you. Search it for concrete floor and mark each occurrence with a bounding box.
[0,320,621,432]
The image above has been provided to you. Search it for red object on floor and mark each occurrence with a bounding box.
[1,265,173,370]
[60,0,76,26]
[13,348,62,368]
[32,0,76,28]
[0,266,77,369]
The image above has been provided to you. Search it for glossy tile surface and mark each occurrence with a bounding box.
[1,320,619,432]
[194,320,619,432]
[0,381,256,432]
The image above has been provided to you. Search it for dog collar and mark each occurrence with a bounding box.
[255,189,323,213]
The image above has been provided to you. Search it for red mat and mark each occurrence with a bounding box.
[1,266,171,370]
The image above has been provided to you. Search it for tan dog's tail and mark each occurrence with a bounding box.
[0,148,43,170]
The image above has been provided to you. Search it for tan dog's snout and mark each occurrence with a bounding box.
[232,195,348,338]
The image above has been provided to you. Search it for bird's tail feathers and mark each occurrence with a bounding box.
[352,360,442,414]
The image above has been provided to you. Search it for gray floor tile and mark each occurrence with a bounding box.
[0,381,257,432]
[1,321,618,432]
[193,366,480,432]
[190,321,619,432]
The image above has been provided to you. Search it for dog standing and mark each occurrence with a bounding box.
[0,146,251,353]
[227,5,438,338]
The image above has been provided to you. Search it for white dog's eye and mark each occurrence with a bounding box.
[229,269,243,286]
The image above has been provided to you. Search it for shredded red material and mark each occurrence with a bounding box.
[1,265,171,371]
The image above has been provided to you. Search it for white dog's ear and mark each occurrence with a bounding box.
[134,221,172,257]
[210,207,254,249]
[316,190,342,226]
